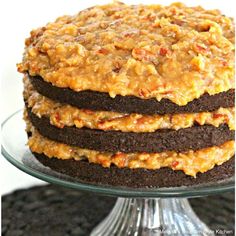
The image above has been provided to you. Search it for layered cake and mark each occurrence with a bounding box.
[18,2,235,187]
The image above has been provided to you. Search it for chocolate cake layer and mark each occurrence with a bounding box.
[33,152,235,188]
[29,74,235,115]
[27,107,235,153]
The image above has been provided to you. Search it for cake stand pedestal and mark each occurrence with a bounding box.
[91,198,211,236]
[2,110,233,236]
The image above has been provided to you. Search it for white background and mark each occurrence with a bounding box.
[0,0,234,196]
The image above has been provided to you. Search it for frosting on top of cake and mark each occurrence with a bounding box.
[18,2,235,105]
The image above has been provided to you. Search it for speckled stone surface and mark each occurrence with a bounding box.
[2,185,235,236]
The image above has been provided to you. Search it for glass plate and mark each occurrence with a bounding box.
[1,110,234,198]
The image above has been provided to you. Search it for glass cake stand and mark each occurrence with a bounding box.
[2,110,234,236]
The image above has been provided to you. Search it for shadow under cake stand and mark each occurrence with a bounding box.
[2,110,234,236]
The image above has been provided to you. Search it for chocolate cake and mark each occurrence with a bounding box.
[18,2,235,187]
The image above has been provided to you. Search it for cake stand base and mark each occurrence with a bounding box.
[91,197,213,236]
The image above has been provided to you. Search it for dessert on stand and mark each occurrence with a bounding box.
[2,2,235,235]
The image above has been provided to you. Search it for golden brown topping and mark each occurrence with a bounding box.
[18,2,235,105]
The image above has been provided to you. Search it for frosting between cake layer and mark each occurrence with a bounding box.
[24,75,235,132]
[26,122,235,177]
